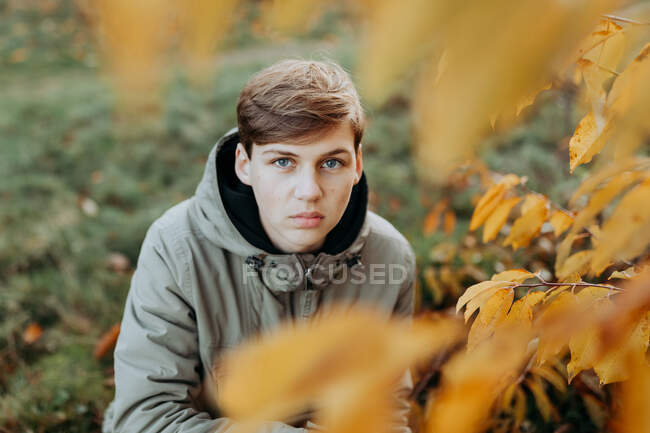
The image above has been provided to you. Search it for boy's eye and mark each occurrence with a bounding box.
[322,159,342,169]
[272,158,293,168]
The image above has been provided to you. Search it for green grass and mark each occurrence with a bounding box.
[0,2,588,431]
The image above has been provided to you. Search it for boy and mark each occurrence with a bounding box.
[102,59,415,433]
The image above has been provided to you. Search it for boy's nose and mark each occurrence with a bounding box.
[294,169,323,201]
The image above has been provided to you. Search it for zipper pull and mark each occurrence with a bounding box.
[304,265,313,291]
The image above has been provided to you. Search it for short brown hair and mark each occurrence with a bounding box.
[236,59,365,156]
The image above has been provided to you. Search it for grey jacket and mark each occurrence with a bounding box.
[102,129,416,433]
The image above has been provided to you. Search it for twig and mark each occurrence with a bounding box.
[410,341,465,399]
[513,352,537,386]
[597,64,620,77]
[601,14,650,26]
[511,282,622,291]
[581,30,620,56]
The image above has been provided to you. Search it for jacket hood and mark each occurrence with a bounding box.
[191,128,370,292]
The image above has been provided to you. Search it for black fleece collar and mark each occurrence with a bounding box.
[216,134,368,256]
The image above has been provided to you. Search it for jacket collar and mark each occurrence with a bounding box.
[192,128,370,292]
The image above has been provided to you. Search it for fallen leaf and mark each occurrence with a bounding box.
[23,323,43,344]
[94,324,121,360]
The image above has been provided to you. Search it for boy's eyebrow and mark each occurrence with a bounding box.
[261,148,353,157]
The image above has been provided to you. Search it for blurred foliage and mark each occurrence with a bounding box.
[1,0,638,432]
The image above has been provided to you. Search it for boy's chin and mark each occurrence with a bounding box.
[283,232,327,254]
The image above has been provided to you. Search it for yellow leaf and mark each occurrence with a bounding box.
[569,111,607,173]
[555,233,578,274]
[530,365,567,394]
[501,383,517,412]
[179,0,240,81]
[260,0,325,35]
[556,250,593,281]
[463,289,498,324]
[566,287,613,381]
[470,183,506,231]
[502,291,547,330]
[594,312,649,384]
[515,83,552,116]
[456,281,511,313]
[525,376,558,422]
[513,387,527,428]
[482,197,521,242]
[95,0,171,106]
[467,289,514,351]
[491,269,535,283]
[591,179,650,275]
[426,330,530,433]
[537,292,577,365]
[411,0,619,182]
[357,0,449,105]
[609,265,639,280]
[607,42,650,117]
[569,157,650,206]
[580,393,608,431]
[576,19,623,60]
[469,175,520,231]
[218,307,464,429]
[549,210,573,237]
[576,58,607,119]
[605,42,650,159]
[503,194,549,250]
[570,170,643,236]
[614,354,650,433]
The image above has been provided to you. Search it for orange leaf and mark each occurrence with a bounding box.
[93,324,121,360]
[423,200,448,235]
[443,210,457,234]
[23,323,43,344]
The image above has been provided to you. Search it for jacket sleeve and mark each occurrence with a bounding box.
[389,246,416,433]
[105,225,306,433]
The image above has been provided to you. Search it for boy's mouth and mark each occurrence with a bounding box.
[290,212,325,228]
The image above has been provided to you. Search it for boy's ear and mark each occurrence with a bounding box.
[354,143,363,185]
[234,142,252,186]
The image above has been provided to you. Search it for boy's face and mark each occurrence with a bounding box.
[234,122,363,253]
